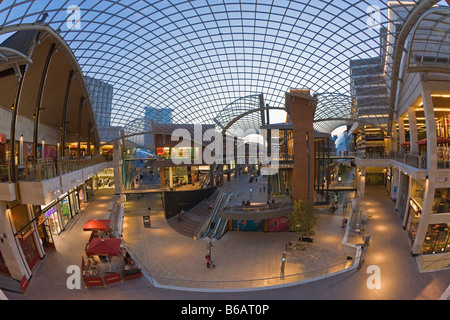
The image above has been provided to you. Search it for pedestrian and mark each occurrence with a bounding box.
[205,255,215,269]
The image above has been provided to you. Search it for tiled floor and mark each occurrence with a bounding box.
[3,181,450,300]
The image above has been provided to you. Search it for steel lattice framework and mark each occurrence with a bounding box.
[0,0,447,143]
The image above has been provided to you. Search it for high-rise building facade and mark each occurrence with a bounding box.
[85,76,114,128]
[144,107,173,151]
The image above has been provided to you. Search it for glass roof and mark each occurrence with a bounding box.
[0,0,448,143]
[408,7,450,73]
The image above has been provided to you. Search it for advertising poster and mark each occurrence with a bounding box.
[268,216,290,232]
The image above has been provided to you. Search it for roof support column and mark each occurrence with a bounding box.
[408,106,418,155]
[77,97,84,160]
[9,73,26,182]
[87,122,91,157]
[398,117,406,153]
[259,94,265,126]
[33,43,56,160]
[392,121,398,152]
[60,70,74,159]
[411,84,437,254]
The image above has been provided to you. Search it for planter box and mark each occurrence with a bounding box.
[123,271,143,281]
[104,273,122,285]
[84,277,104,288]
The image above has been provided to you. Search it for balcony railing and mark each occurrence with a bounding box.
[0,156,107,183]
[356,151,428,169]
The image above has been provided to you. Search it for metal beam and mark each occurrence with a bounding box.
[9,71,26,182]
[60,70,74,158]
[33,43,56,158]
[221,106,285,135]
[388,0,440,134]
[77,97,84,159]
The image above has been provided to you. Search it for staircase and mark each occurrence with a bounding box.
[166,194,217,238]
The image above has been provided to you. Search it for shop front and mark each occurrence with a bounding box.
[43,205,62,235]
[422,223,450,254]
[35,213,55,250]
[40,188,82,235]
[406,198,422,245]
[16,225,40,271]
[60,196,72,227]
[96,168,115,189]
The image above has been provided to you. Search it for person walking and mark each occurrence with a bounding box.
[205,254,215,269]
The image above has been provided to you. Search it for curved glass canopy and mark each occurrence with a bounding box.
[314,93,355,134]
[1,0,448,144]
[408,7,450,73]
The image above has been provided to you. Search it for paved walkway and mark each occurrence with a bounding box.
[3,181,450,300]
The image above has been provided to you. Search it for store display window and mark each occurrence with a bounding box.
[44,206,62,235]
[407,199,421,245]
[69,191,80,215]
[97,168,115,189]
[432,188,450,214]
[422,223,450,254]
[10,203,30,232]
[60,196,72,227]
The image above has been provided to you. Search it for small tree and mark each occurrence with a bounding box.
[289,199,317,242]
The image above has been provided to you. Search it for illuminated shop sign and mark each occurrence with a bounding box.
[45,206,57,218]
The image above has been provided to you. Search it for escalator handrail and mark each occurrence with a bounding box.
[200,188,229,237]
[204,192,232,238]
[209,192,237,239]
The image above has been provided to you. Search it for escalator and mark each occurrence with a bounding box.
[201,190,235,240]
[200,164,220,189]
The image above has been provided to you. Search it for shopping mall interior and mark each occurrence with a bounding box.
[0,0,449,302]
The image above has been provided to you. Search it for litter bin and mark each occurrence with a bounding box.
[143,215,151,228]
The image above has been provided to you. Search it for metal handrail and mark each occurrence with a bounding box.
[148,257,358,290]
[0,156,107,183]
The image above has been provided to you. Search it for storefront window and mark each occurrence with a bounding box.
[157,147,171,160]
[78,187,87,208]
[422,223,450,254]
[432,188,450,213]
[171,147,192,161]
[44,206,62,235]
[60,196,72,227]
[85,178,93,200]
[10,203,30,232]
[70,191,80,215]
[97,168,115,189]
[407,199,421,245]
[17,225,40,270]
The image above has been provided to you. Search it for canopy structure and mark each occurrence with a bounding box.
[86,238,121,256]
[407,7,450,74]
[83,219,110,231]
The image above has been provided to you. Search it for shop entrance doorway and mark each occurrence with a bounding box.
[37,222,56,251]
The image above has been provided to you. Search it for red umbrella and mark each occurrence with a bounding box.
[83,219,110,231]
[86,238,121,256]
